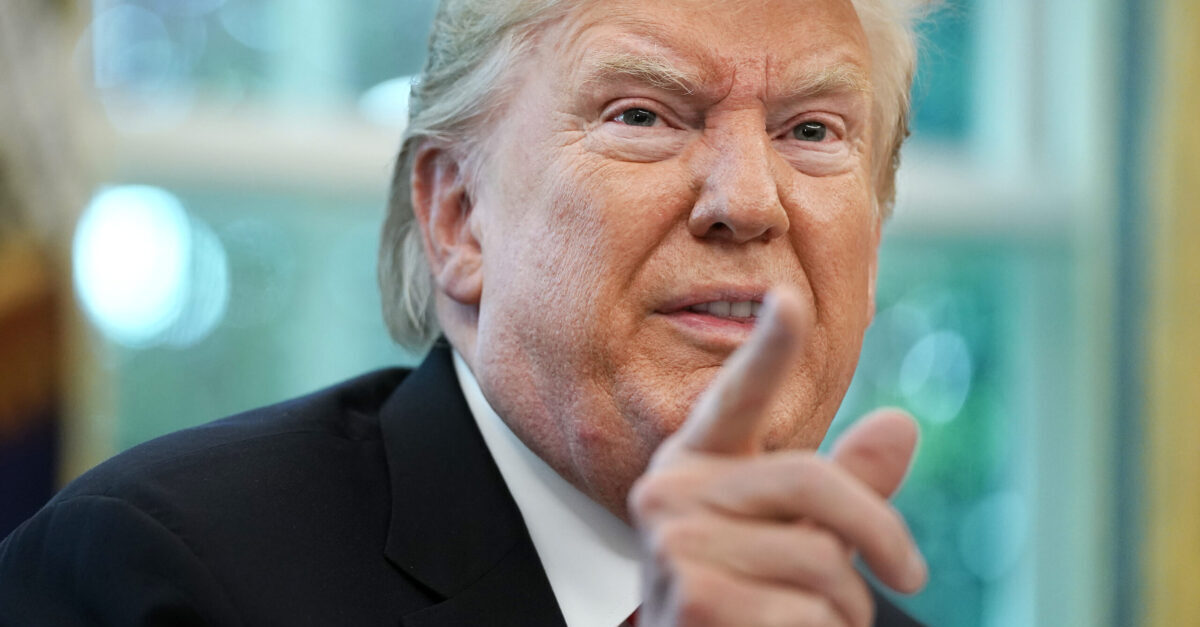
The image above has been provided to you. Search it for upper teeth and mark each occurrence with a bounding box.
[688,301,761,318]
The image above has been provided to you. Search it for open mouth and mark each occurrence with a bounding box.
[657,293,766,347]
[684,300,763,320]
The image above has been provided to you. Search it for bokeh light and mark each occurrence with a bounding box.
[957,490,1030,582]
[90,4,176,91]
[899,329,974,424]
[218,0,281,52]
[72,185,229,348]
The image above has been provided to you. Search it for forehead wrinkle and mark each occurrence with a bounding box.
[558,6,726,93]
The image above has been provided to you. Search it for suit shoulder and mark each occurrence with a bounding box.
[1,367,427,624]
[54,367,410,503]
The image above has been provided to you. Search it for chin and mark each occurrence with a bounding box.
[611,365,709,435]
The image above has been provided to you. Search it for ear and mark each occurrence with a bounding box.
[411,144,483,305]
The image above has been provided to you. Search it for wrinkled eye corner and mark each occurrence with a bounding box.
[792,121,828,142]
[615,108,658,127]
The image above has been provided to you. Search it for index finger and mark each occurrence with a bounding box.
[675,286,814,455]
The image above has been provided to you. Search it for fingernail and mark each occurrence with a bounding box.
[906,550,928,591]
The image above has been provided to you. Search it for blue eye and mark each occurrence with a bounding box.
[616,108,658,127]
[793,122,828,142]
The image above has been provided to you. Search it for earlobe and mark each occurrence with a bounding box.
[411,144,484,305]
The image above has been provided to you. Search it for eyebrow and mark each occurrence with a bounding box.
[583,51,871,101]
[775,63,872,100]
[586,52,702,95]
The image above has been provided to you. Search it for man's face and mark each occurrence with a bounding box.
[464,0,879,513]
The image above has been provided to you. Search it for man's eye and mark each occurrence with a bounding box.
[792,121,828,142]
[615,108,658,127]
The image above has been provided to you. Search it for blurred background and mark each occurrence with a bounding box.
[0,0,1196,625]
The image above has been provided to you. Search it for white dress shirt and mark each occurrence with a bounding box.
[453,352,642,627]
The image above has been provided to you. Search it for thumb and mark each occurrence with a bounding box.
[828,408,919,499]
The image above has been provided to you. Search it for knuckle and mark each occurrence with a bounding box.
[628,472,683,521]
[808,529,847,567]
[629,461,717,523]
[782,454,825,495]
[627,478,658,522]
[801,530,848,589]
[791,452,826,475]
[652,518,705,563]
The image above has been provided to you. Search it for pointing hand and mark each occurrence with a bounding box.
[630,287,926,626]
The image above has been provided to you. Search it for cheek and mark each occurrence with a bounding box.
[786,174,876,313]
[539,157,692,289]
[479,157,666,336]
[785,176,878,403]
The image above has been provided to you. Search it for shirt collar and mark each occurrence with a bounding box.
[453,351,642,627]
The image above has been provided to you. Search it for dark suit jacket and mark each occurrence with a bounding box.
[0,346,922,626]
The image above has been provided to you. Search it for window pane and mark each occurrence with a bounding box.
[88,0,440,108]
[79,187,414,449]
[911,0,975,141]
[825,236,1071,626]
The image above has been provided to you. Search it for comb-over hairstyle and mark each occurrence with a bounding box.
[379,0,924,350]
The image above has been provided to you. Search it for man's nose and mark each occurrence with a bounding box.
[687,126,789,244]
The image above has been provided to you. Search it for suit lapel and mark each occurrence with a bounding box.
[380,344,567,627]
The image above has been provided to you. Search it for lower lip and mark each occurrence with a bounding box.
[659,311,757,347]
